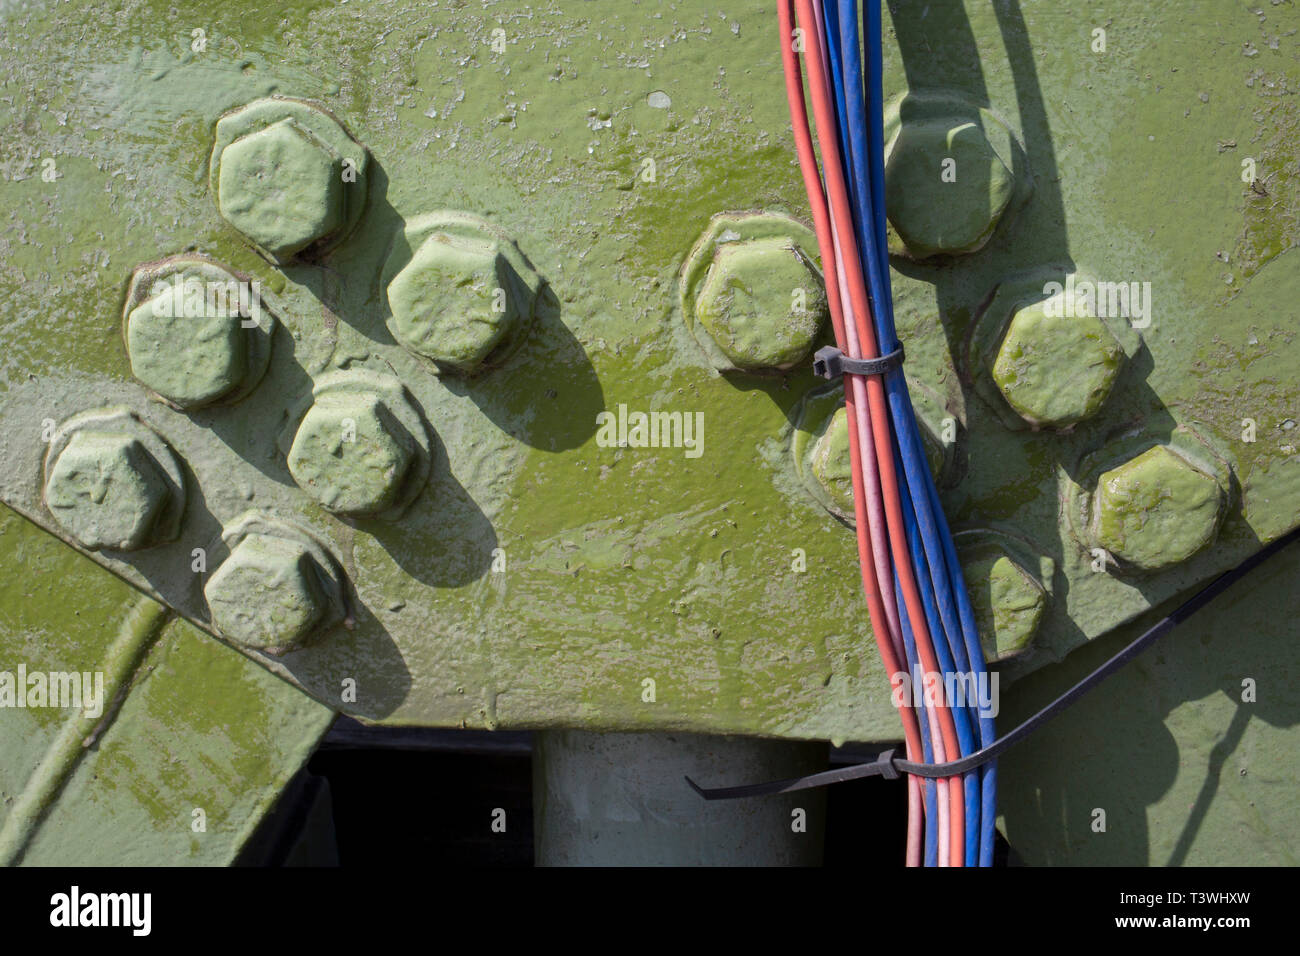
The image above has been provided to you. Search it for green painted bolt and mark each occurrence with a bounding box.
[216,119,344,259]
[387,233,519,373]
[44,430,171,550]
[204,533,329,652]
[288,390,416,516]
[991,297,1124,428]
[885,119,1014,258]
[125,286,248,409]
[809,406,855,515]
[961,546,1047,662]
[694,236,828,371]
[1091,445,1225,571]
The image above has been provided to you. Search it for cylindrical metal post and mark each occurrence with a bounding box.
[533,730,826,866]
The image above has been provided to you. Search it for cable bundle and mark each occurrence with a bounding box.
[778,0,996,866]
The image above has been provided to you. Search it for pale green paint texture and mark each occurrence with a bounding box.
[288,392,415,516]
[0,0,1294,784]
[999,542,1300,866]
[44,431,172,551]
[0,505,335,865]
[387,236,517,370]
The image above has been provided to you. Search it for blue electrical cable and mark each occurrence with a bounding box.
[893,444,980,863]
[826,0,977,865]
[894,576,938,866]
[825,0,999,865]
[860,0,999,865]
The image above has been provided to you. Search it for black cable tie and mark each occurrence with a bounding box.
[686,525,1300,801]
[813,344,905,380]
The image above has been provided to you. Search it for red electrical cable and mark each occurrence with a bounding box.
[786,0,966,865]
[778,0,930,866]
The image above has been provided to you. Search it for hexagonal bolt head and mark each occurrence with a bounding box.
[1091,445,1225,571]
[991,297,1124,428]
[126,290,248,409]
[204,534,330,653]
[961,547,1047,663]
[44,431,171,551]
[217,119,344,259]
[695,236,828,371]
[387,233,520,373]
[288,392,416,516]
[885,119,1014,258]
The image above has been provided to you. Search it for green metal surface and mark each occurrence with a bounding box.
[0,505,335,864]
[1000,541,1300,866]
[0,0,1297,864]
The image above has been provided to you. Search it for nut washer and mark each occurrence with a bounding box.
[217,119,344,259]
[45,432,168,551]
[1091,445,1226,571]
[809,406,855,516]
[205,533,329,653]
[961,547,1047,662]
[282,369,434,520]
[795,382,949,525]
[387,234,516,371]
[288,392,415,516]
[381,211,544,375]
[694,236,828,371]
[881,91,1030,260]
[680,211,828,373]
